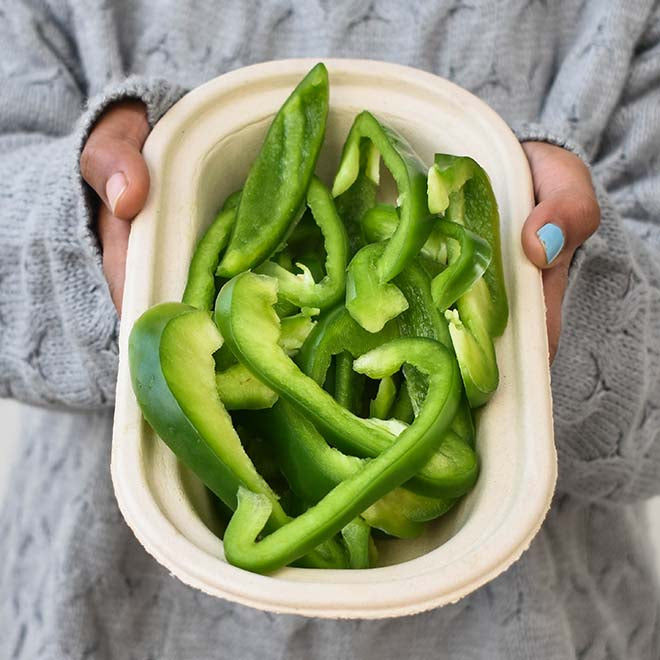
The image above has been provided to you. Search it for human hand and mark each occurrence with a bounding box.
[520,141,600,363]
[80,100,151,315]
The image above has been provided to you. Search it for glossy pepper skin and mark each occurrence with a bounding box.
[214,272,476,498]
[221,335,461,573]
[428,153,508,336]
[217,63,329,277]
[257,400,456,540]
[128,302,347,569]
[428,154,507,407]
[332,111,432,332]
[181,206,236,311]
[334,138,379,255]
[362,204,493,312]
[256,176,348,311]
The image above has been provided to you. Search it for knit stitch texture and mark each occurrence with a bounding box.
[0,1,659,658]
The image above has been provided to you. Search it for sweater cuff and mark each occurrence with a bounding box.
[509,120,591,165]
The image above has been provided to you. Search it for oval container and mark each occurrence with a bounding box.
[111,58,556,619]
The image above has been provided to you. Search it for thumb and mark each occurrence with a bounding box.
[80,100,151,220]
[520,141,600,270]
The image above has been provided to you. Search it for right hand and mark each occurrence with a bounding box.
[80,100,152,315]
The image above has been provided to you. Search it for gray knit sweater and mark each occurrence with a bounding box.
[1,1,659,658]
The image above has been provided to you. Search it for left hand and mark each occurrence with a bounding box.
[520,141,601,363]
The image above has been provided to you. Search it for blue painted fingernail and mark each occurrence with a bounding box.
[537,223,564,264]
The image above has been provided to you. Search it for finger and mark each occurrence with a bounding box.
[80,100,151,220]
[521,190,600,269]
[541,262,569,363]
[520,142,600,270]
[98,204,130,315]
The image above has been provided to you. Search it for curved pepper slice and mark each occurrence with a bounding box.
[215,363,277,410]
[345,242,410,332]
[128,302,346,569]
[362,204,492,312]
[217,63,329,277]
[332,111,432,332]
[256,176,348,310]
[221,335,460,573]
[445,279,500,408]
[428,153,508,336]
[340,517,376,569]
[297,304,399,386]
[430,171,503,408]
[362,204,446,264]
[395,261,477,442]
[334,138,379,255]
[182,206,236,311]
[215,272,474,498]
[257,400,456,539]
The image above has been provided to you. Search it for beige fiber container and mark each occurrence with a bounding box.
[111,59,556,618]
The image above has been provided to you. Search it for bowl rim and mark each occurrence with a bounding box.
[111,57,556,618]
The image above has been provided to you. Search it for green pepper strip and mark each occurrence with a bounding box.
[222,335,460,573]
[129,303,346,569]
[301,262,476,448]
[432,182,502,408]
[361,204,447,264]
[297,289,477,496]
[332,111,432,332]
[182,206,236,311]
[297,304,399,384]
[257,400,453,539]
[370,376,397,419]
[428,153,508,336]
[215,363,277,410]
[344,241,410,333]
[334,138,379,256]
[395,261,477,443]
[445,280,500,408]
[215,272,473,498]
[256,176,348,310]
[217,63,329,277]
[340,518,374,569]
[333,351,359,412]
[362,204,493,312]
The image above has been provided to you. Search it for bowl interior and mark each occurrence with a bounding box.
[175,106,482,565]
[112,59,554,618]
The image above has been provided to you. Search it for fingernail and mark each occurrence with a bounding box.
[106,172,127,215]
[537,223,565,264]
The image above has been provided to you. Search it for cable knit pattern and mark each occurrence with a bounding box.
[0,1,659,658]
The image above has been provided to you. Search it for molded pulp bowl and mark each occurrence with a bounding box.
[111,59,556,619]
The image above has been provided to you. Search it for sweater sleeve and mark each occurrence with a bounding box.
[510,9,660,503]
[0,3,185,409]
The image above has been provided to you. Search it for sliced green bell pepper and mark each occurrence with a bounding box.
[297,304,399,386]
[334,138,379,255]
[445,279,500,408]
[428,153,508,336]
[182,206,236,311]
[128,302,346,569]
[362,204,492,312]
[214,272,475,498]
[215,363,277,411]
[256,176,348,310]
[333,112,432,332]
[217,63,329,277]
[222,334,460,573]
[395,261,477,443]
[256,400,455,540]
